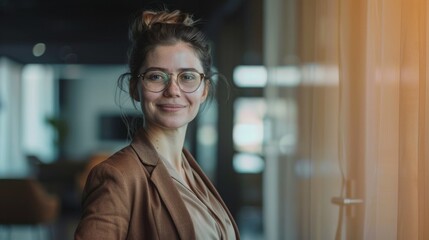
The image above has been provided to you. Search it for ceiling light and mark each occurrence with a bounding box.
[32,43,46,57]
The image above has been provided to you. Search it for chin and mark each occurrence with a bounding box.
[146,113,197,130]
[150,119,189,130]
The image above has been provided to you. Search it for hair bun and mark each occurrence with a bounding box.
[130,10,196,41]
[143,10,195,28]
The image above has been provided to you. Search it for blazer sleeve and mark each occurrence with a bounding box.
[75,162,131,240]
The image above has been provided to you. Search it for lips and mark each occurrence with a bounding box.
[157,103,186,111]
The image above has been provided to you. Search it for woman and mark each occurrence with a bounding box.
[74,9,240,240]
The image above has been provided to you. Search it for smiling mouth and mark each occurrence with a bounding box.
[157,104,186,111]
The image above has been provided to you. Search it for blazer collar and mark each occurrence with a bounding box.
[130,128,195,240]
[130,128,159,166]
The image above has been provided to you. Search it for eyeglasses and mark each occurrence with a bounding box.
[138,70,205,93]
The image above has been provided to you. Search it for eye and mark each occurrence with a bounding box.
[144,71,168,81]
[179,72,198,81]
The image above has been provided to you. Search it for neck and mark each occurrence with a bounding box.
[145,125,187,169]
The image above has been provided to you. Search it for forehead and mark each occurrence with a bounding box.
[145,42,203,71]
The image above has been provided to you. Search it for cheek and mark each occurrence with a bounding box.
[189,93,205,106]
[194,84,209,103]
[139,92,157,112]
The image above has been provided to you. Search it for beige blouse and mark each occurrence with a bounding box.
[162,154,236,240]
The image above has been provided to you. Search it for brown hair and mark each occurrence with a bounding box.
[118,9,214,105]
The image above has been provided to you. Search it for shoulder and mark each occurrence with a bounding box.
[101,146,141,172]
[81,145,154,209]
[87,145,150,189]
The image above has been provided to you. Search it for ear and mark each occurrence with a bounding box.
[201,80,210,103]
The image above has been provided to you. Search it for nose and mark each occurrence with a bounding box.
[163,75,181,97]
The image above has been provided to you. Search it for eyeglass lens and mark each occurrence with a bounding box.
[142,70,203,93]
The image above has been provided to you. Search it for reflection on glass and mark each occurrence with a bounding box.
[233,98,266,154]
[233,153,264,173]
[233,124,263,150]
[233,65,302,88]
[233,65,267,87]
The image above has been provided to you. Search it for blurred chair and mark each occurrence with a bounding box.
[0,178,60,240]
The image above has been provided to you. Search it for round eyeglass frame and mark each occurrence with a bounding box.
[137,71,206,93]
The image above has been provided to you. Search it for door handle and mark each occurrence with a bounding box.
[331,197,363,205]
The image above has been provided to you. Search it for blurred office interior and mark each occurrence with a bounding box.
[1,0,429,239]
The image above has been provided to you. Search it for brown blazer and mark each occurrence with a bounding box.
[75,130,240,240]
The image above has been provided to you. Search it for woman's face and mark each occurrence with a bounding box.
[138,42,208,131]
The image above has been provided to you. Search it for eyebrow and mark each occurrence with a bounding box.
[143,67,201,73]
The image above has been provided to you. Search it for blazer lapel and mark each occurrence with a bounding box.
[130,129,195,240]
[150,164,194,239]
[183,149,241,239]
